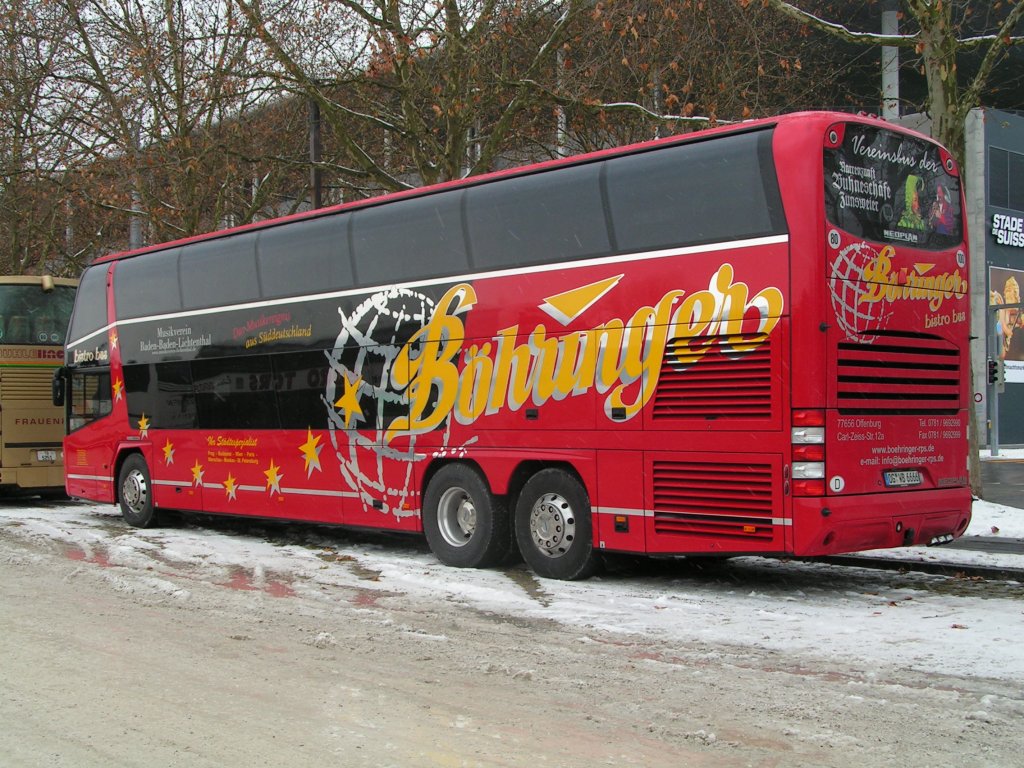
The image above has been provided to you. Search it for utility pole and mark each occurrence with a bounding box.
[309,97,323,210]
[881,0,900,120]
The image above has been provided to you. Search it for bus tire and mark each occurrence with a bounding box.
[118,454,158,528]
[423,463,510,569]
[515,468,598,581]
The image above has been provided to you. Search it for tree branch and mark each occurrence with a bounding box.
[751,0,921,47]
[961,2,1024,115]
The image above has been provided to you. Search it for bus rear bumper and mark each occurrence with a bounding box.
[0,465,66,493]
[791,487,973,557]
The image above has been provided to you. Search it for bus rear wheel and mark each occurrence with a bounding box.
[118,454,158,528]
[423,463,510,569]
[515,468,598,581]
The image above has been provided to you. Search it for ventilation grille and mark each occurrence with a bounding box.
[653,334,773,420]
[652,460,775,539]
[0,367,54,402]
[837,334,960,415]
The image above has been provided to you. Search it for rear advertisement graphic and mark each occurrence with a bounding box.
[823,123,967,495]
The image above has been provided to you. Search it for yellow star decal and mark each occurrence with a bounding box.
[264,460,283,496]
[162,438,175,465]
[224,473,238,501]
[334,374,364,429]
[137,414,150,438]
[191,460,205,487]
[299,428,323,477]
[109,332,119,350]
[112,378,124,401]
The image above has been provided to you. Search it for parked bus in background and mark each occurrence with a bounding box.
[55,112,971,579]
[0,275,77,495]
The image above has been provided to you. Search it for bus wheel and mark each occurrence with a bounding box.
[423,464,510,569]
[515,468,598,581]
[118,454,158,528]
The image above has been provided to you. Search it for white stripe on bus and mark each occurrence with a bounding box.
[67,473,113,483]
[594,507,792,526]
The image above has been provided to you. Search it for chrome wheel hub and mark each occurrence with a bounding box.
[529,492,575,558]
[122,470,148,514]
[437,486,476,548]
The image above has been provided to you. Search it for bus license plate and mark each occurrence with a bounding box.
[884,470,922,488]
[36,450,57,462]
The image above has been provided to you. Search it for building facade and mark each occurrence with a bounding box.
[965,109,1024,447]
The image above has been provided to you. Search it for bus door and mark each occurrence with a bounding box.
[65,366,115,501]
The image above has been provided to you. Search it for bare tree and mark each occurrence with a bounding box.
[556,0,851,151]
[748,0,1024,163]
[0,0,81,274]
[54,0,299,251]
[231,0,588,192]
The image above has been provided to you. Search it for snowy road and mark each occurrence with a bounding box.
[1,498,1023,767]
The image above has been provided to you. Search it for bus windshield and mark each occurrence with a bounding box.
[824,122,963,251]
[0,283,77,345]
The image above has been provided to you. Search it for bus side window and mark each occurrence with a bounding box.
[352,191,469,287]
[180,234,259,310]
[115,250,181,320]
[122,362,197,431]
[605,130,785,252]
[257,216,354,300]
[465,162,609,270]
[192,355,279,429]
[69,264,110,343]
[69,370,112,432]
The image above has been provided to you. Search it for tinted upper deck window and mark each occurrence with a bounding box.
[67,264,110,343]
[606,129,785,252]
[353,191,469,286]
[465,162,610,270]
[114,248,182,320]
[258,215,354,299]
[180,233,259,310]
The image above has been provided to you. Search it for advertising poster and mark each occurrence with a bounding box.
[989,265,1024,383]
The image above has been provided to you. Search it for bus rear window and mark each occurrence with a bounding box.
[824,122,962,251]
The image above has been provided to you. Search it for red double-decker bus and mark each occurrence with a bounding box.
[56,112,971,579]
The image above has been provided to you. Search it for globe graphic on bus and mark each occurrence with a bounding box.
[326,287,438,519]
[829,241,892,341]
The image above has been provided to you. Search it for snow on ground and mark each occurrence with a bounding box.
[1,478,1022,685]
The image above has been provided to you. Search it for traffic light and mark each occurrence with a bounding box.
[988,358,1006,386]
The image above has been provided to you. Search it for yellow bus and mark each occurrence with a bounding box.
[0,275,77,495]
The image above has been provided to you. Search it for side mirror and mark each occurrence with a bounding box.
[52,367,66,407]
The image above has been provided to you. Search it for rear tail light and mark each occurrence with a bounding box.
[792,444,825,462]
[792,409,825,427]
[792,410,826,496]
[792,478,826,496]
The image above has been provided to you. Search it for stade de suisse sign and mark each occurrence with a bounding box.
[992,213,1024,248]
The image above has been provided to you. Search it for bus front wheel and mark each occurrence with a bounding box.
[515,468,598,581]
[118,454,158,528]
[423,463,510,569]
